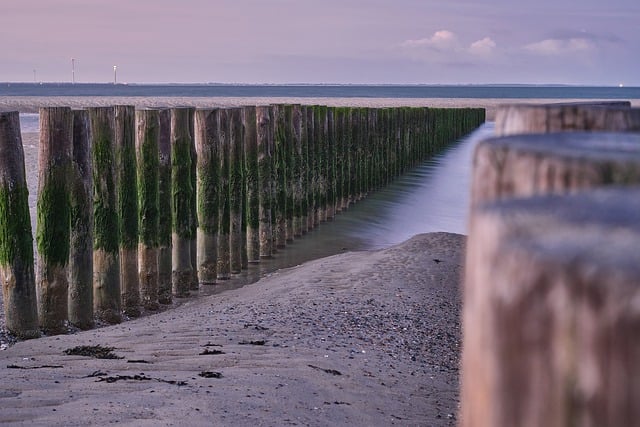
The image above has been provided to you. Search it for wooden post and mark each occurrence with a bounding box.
[471,132,640,207]
[462,188,640,427]
[243,106,260,263]
[194,109,220,284]
[37,107,72,334]
[135,109,160,310]
[273,105,287,248]
[284,105,296,240]
[256,106,273,258]
[291,104,303,236]
[229,108,244,274]
[299,105,309,234]
[89,106,121,324]
[326,107,336,219]
[157,109,172,304]
[0,111,39,338]
[217,109,231,278]
[188,108,199,291]
[170,108,193,296]
[68,110,94,329]
[494,102,638,136]
[114,105,140,317]
[306,106,316,230]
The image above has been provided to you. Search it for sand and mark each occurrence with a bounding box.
[0,232,464,426]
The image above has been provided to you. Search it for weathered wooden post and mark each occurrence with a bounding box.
[256,106,273,258]
[135,109,160,309]
[243,106,260,263]
[89,106,121,324]
[471,132,640,207]
[217,109,231,278]
[37,107,72,334]
[273,105,287,248]
[306,106,316,230]
[494,102,638,136]
[170,108,193,296]
[229,108,244,274]
[188,108,199,291]
[284,105,296,240]
[194,109,220,284]
[326,107,337,219]
[462,188,640,427]
[0,111,39,338]
[68,110,93,329]
[157,109,172,304]
[115,105,140,317]
[300,105,309,233]
[291,104,303,236]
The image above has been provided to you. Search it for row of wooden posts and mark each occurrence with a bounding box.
[0,104,485,338]
[462,101,640,426]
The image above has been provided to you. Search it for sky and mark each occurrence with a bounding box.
[1,0,638,85]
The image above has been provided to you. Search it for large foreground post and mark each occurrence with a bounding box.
[217,109,231,279]
[89,106,121,324]
[68,109,93,329]
[463,188,640,427]
[195,109,219,284]
[136,109,160,310]
[0,111,39,338]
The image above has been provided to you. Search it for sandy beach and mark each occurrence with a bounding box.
[0,232,464,426]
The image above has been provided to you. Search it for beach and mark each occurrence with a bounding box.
[1,95,639,424]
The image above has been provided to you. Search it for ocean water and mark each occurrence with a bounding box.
[3,82,640,99]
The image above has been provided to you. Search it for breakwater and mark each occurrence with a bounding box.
[0,105,484,337]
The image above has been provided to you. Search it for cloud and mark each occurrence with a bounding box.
[469,37,496,56]
[524,38,594,55]
[400,31,497,63]
[401,30,459,51]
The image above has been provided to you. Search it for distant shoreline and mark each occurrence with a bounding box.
[2,96,639,121]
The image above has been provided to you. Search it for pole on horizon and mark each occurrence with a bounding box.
[71,58,75,84]
[113,65,117,85]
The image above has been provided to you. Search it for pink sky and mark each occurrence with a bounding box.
[1,0,638,85]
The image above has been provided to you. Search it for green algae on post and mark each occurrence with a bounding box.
[0,111,40,338]
[195,109,220,284]
[136,109,160,310]
[89,106,122,324]
[69,109,94,329]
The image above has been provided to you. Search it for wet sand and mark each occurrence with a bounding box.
[0,232,464,426]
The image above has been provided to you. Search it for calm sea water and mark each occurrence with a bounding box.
[3,82,640,99]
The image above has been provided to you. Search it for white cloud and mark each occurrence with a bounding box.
[469,37,496,56]
[524,38,594,55]
[401,30,459,51]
